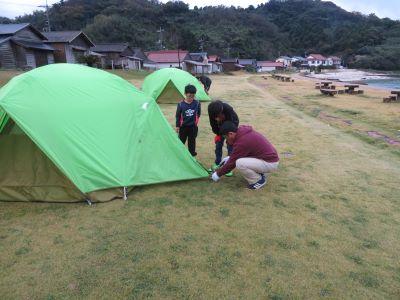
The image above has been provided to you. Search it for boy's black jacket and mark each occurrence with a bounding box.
[209,102,239,135]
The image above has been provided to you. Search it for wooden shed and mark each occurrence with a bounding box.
[0,23,54,69]
[41,31,94,64]
[221,58,243,72]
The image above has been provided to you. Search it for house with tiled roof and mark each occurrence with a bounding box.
[306,54,342,68]
[0,23,54,69]
[42,31,94,64]
[306,54,327,67]
[144,50,190,70]
[257,61,284,72]
[90,43,144,70]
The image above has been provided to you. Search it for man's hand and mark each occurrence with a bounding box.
[175,127,179,133]
[219,156,230,167]
[211,172,220,182]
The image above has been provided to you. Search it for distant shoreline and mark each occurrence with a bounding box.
[300,69,400,90]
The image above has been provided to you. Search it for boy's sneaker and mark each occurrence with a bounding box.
[225,171,233,177]
[207,163,219,173]
[248,174,267,190]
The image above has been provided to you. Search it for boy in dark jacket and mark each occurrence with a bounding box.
[211,121,279,190]
[175,84,201,156]
[208,100,239,174]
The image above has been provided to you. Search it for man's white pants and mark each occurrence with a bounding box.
[236,158,279,184]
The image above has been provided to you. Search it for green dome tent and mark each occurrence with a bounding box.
[0,64,208,202]
[142,68,211,104]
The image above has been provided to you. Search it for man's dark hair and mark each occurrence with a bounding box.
[185,84,197,94]
[219,121,238,135]
[208,100,223,119]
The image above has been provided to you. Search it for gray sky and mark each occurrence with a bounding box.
[1,0,399,20]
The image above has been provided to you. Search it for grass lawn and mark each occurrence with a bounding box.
[1,69,400,299]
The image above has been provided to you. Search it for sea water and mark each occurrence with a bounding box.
[363,78,400,90]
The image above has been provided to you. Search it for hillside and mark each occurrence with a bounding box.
[2,0,400,70]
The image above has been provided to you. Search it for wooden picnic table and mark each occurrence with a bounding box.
[319,81,332,88]
[320,89,338,96]
[280,75,291,82]
[344,84,360,94]
[391,90,400,99]
[383,90,400,102]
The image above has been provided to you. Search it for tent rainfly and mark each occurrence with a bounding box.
[0,64,208,202]
[141,68,211,104]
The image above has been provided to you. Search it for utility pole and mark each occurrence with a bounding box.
[156,27,164,50]
[199,36,205,52]
[38,0,51,32]
[226,45,231,58]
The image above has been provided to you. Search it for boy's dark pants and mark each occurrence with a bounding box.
[215,136,233,164]
[179,126,198,156]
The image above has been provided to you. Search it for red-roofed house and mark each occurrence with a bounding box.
[144,50,190,70]
[257,61,284,72]
[307,54,327,67]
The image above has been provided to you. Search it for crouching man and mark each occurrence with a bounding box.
[211,121,279,190]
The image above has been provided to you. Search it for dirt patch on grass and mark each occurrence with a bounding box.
[366,131,400,145]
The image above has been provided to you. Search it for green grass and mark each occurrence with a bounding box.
[1,72,400,298]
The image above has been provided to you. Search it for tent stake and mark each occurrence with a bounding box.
[85,197,92,206]
[123,187,128,201]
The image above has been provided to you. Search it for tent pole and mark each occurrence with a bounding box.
[123,187,128,201]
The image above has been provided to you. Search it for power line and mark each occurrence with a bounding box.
[0,1,42,7]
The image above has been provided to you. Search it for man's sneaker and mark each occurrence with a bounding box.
[248,174,267,190]
[225,171,233,177]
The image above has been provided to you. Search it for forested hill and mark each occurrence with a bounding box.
[2,0,400,70]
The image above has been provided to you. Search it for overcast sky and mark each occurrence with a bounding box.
[1,0,399,20]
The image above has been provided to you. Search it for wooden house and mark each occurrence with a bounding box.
[41,31,94,64]
[186,52,210,74]
[221,58,243,72]
[208,55,223,73]
[0,23,54,69]
[90,43,143,70]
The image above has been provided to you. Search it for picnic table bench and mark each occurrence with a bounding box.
[316,81,332,89]
[383,90,400,103]
[320,89,338,96]
[391,90,400,99]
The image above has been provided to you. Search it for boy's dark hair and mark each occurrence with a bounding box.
[185,84,197,94]
[208,100,223,119]
[219,121,238,135]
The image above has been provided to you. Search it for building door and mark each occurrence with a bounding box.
[34,51,48,67]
